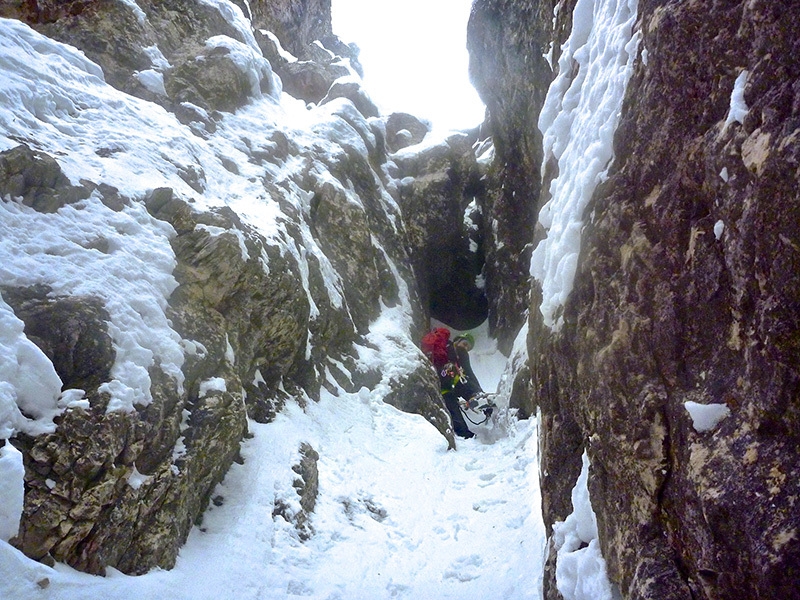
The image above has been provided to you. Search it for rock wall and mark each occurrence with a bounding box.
[474,0,800,597]
[0,0,476,575]
[393,129,490,330]
[467,0,552,353]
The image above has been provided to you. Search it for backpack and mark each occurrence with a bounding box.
[421,327,450,369]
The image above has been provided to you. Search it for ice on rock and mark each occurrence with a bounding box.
[0,294,63,438]
[553,452,615,600]
[724,70,749,129]
[714,220,725,240]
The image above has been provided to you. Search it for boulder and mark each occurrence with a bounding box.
[164,42,275,114]
[0,145,90,213]
[385,112,430,153]
[381,359,456,450]
[279,59,351,104]
[320,79,380,120]
[0,285,114,395]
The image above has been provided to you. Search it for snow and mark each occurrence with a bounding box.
[198,377,228,398]
[116,0,147,26]
[126,464,152,491]
[530,0,640,330]
[0,197,185,415]
[197,0,261,52]
[0,442,24,542]
[262,30,298,63]
[204,35,281,100]
[0,15,384,422]
[684,401,731,432]
[552,452,615,600]
[496,319,530,404]
[0,294,63,438]
[724,70,749,129]
[143,44,171,70]
[134,69,167,96]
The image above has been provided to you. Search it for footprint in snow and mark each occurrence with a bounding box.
[464,459,481,472]
[443,554,484,582]
[478,472,497,487]
[386,581,411,598]
[471,497,507,513]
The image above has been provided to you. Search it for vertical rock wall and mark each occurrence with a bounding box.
[467,0,553,353]
[494,0,800,598]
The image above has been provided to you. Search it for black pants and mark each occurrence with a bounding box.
[442,393,474,438]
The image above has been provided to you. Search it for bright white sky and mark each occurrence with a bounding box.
[332,0,486,132]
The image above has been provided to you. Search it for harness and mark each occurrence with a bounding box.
[439,362,464,392]
[439,361,496,426]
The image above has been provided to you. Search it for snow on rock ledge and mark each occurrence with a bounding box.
[684,401,730,433]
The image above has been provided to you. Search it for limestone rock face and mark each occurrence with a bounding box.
[467,0,552,352]
[164,43,273,114]
[0,285,115,394]
[320,79,380,119]
[0,0,355,118]
[385,113,430,154]
[2,279,247,575]
[0,0,246,101]
[278,57,351,105]
[507,0,800,598]
[0,0,470,574]
[246,0,332,58]
[393,131,489,330]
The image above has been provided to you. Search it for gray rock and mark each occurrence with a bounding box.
[467,0,549,353]
[508,0,800,597]
[385,112,430,153]
[0,145,90,212]
[279,59,351,104]
[164,44,269,114]
[380,358,456,450]
[320,79,380,119]
[0,1,491,578]
[395,133,488,330]
[0,285,115,396]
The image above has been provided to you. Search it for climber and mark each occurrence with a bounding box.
[422,328,485,439]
